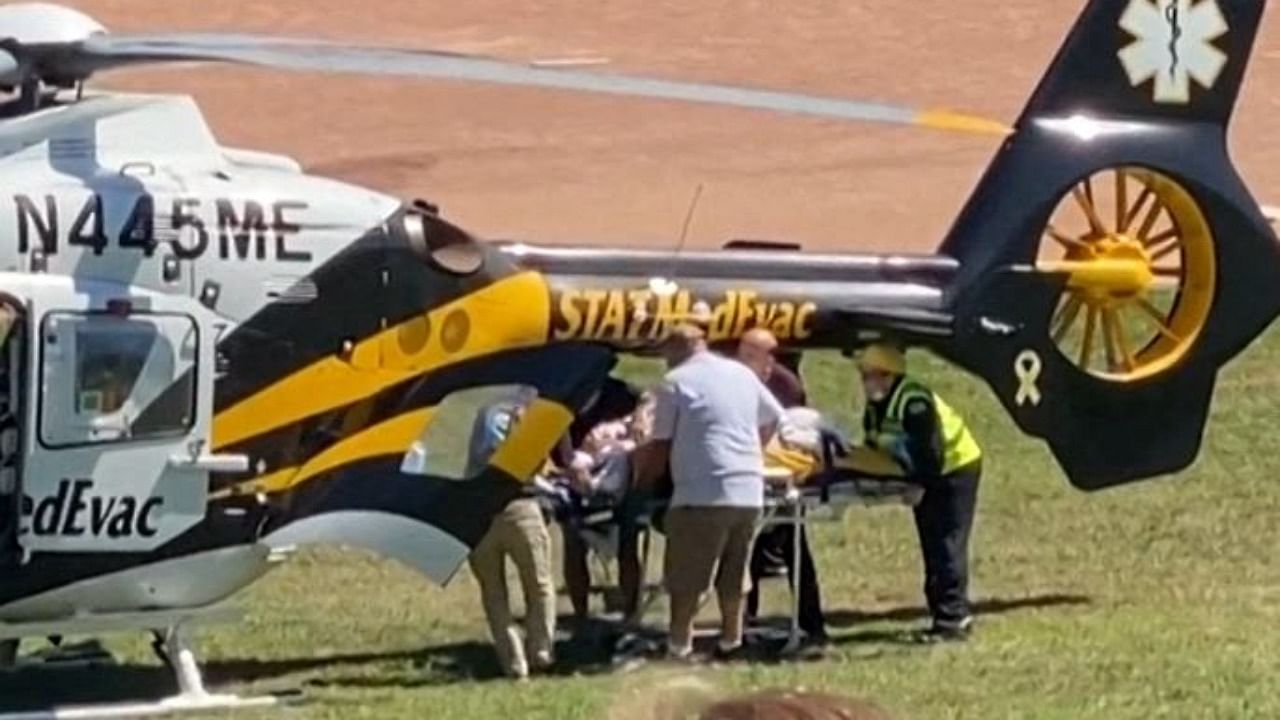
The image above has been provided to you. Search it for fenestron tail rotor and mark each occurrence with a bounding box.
[1038,167,1215,382]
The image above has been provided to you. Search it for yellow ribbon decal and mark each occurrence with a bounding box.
[1014,349,1043,407]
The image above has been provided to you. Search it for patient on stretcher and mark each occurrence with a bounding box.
[563,392,654,501]
[552,391,657,629]
[763,407,922,506]
[553,402,916,514]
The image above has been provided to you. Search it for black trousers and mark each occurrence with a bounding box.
[745,521,826,638]
[912,462,981,625]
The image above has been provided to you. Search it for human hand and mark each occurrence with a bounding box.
[568,467,594,494]
[887,438,915,474]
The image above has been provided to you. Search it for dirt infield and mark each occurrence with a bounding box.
[59,1,1280,252]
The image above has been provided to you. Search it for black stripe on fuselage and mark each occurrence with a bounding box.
[214,210,517,412]
[210,341,615,494]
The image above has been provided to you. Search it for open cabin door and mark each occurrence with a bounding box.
[16,280,225,556]
[0,296,24,566]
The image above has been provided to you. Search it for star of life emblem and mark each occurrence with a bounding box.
[1117,0,1229,104]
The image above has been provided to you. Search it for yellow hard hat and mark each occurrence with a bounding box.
[857,343,906,375]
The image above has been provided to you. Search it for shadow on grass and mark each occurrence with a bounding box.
[0,663,176,711]
[0,617,630,709]
[0,594,1091,707]
[220,618,639,691]
[820,593,1092,629]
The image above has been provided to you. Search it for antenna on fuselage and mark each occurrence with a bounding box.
[648,183,703,299]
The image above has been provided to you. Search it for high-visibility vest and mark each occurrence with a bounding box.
[865,378,982,475]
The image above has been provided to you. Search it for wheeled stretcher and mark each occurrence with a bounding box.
[544,421,923,654]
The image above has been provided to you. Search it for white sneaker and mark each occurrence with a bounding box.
[665,643,694,661]
[530,650,554,671]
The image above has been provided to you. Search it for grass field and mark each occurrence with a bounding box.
[4,332,1280,718]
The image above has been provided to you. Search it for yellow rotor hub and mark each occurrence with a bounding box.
[1037,167,1216,382]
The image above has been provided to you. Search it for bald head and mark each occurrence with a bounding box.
[737,327,779,381]
[741,327,779,352]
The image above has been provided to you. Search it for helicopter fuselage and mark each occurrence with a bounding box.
[0,91,954,625]
[0,92,400,325]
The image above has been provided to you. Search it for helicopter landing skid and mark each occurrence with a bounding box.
[0,607,293,720]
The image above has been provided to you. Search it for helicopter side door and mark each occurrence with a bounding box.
[0,295,25,567]
[16,279,228,555]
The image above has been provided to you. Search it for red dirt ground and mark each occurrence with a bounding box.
[51,1,1280,253]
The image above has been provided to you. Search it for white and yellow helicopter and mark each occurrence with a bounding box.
[1,0,1278,715]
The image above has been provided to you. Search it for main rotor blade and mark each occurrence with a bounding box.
[77,33,1010,136]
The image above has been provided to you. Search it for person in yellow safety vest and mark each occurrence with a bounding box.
[857,342,982,642]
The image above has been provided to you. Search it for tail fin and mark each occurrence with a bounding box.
[1023,0,1262,125]
[929,0,1279,489]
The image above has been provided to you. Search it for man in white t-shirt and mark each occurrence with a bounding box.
[646,322,784,660]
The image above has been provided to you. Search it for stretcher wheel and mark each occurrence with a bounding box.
[1037,167,1215,381]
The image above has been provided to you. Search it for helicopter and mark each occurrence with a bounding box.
[0,0,1277,715]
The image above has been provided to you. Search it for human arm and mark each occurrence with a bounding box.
[861,404,879,449]
[757,376,785,446]
[632,380,676,490]
[899,396,945,478]
[465,405,510,476]
[551,431,575,469]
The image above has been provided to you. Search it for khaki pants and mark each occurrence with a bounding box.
[663,505,761,654]
[468,497,556,678]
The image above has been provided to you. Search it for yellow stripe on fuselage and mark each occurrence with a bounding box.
[222,408,435,497]
[489,399,574,483]
[212,271,552,451]
[222,396,574,497]
[295,407,435,486]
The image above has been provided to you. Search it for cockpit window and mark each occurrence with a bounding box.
[401,384,538,480]
[40,312,197,447]
[75,325,155,415]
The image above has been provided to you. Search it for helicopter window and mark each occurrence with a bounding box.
[400,384,539,481]
[396,205,486,276]
[76,328,154,416]
[40,313,198,447]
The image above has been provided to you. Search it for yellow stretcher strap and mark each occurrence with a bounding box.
[834,446,906,479]
[765,437,819,480]
[764,439,905,484]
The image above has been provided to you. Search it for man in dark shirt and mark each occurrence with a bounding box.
[766,352,807,408]
[858,343,982,641]
[737,328,828,647]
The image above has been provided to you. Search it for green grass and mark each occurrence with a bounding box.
[4,334,1280,718]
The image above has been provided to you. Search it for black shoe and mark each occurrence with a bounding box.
[916,617,973,643]
[759,561,788,579]
[803,628,829,645]
[711,643,748,663]
[611,635,666,671]
[657,645,704,668]
[794,634,829,660]
[612,631,653,655]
